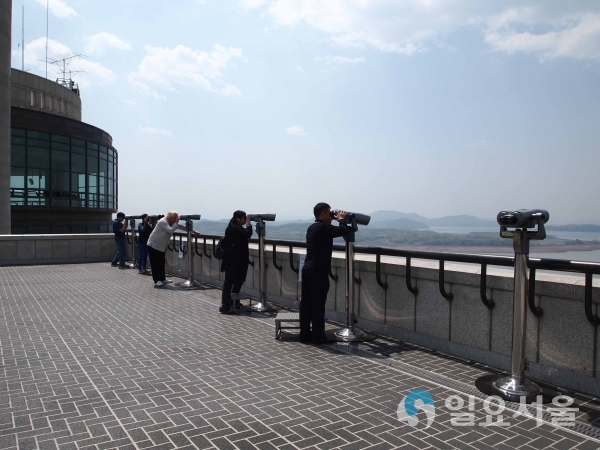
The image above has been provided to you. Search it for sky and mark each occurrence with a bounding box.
[9,0,600,224]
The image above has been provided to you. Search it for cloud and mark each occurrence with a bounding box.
[286,125,308,136]
[315,55,365,66]
[242,1,600,63]
[85,33,132,55]
[15,38,116,88]
[138,127,173,137]
[35,0,77,18]
[128,44,244,98]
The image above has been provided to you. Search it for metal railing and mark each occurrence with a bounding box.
[173,232,600,327]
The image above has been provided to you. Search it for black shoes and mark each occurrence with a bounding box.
[219,307,235,315]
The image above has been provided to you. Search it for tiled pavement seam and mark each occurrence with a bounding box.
[0,263,598,450]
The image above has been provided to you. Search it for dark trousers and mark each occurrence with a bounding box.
[111,238,126,266]
[300,268,330,340]
[148,246,165,283]
[221,263,249,309]
[138,243,148,269]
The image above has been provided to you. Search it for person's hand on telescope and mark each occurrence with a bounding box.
[334,210,347,221]
[193,230,201,237]
[245,215,251,226]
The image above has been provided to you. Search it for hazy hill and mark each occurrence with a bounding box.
[369,210,496,227]
[370,218,429,230]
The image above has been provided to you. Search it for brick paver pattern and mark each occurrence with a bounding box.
[0,263,597,450]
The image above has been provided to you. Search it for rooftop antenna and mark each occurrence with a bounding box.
[45,0,48,78]
[22,4,24,71]
[47,53,88,96]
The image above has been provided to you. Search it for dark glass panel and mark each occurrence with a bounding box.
[71,153,86,173]
[71,225,87,233]
[11,128,26,137]
[27,147,50,169]
[51,150,69,171]
[28,226,51,234]
[27,130,49,140]
[51,226,70,234]
[51,134,70,143]
[108,160,114,178]
[88,149,99,158]
[87,142,99,150]
[11,226,27,234]
[11,136,26,145]
[99,159,108,177]
[72,138,85,147]
[100,145,108,154]
[28,138,50,148]
[51,171,70,191]
[11,144,26,167]
[72,145,86,155]
[51,142,70,152]
[87,156,98,174]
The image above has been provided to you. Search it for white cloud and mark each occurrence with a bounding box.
[138,127,173,137]
[16,38,116,88]
[35,0,77,18]
[85,33,132,55]
[286,125,308,136]
[128,44,244,98]
[243,1,600,63]
[315,55,365,66]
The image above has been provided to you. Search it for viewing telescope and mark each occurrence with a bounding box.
[149,215,164,221]
[330,210,371,226]
[248,214,276,222]
[497,209,549,229]
[124,215,143,220]
[179,214,201,221]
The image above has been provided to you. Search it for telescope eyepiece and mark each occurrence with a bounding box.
[497,209,549,228]
[248,214,276,222]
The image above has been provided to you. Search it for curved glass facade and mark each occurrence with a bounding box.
[10,128,118,211]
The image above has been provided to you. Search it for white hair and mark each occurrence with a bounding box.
[166,211,178,220]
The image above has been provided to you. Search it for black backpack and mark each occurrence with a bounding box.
[214,237,235,260]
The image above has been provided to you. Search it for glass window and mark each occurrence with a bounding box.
[11,128,26,137]
[11,144,26,167]
[27,130,49,140]
[11,136,26,146]
[12,226,26,234]
[51,150,69,170]
[72,145,86,155]
[28,226,51,234]
[71,153,86,173]
[88,175,97,207]
[51,142,70,152]
[51,134,69,143]
[28,147,50,169]
[87,142,99,150]
[108,180,113,196]
[99,159,108,177]
[51,226,70,234]
[99,195,106,209]
[98,177,106,195]
[88,149,99,158]
[72,225,86,233]
[71,173,86,208]
[108,160,114,178]
[51,171,70,191]
[26,169,49,206]
[28,138,50,148]
[100,145,108,154]
[72,138,85,147]
[88,225,100,233]
[10,168,26,206]
[99,151,107,160]
[87,156,98,174]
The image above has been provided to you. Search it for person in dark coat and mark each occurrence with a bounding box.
[300,203,348,343]
[137,214,153,274]
[220,210,253,314]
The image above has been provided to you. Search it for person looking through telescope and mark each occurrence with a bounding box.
[219,210,253,314]
[300,203,348,344]
[137,214,152,274]
[111,212,129,269]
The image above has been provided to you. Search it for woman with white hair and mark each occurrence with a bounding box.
[147,211,199,287]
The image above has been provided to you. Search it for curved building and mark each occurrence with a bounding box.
[9,68,118,233]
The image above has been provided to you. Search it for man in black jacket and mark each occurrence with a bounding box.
[220,211,253,314]
[300,203,348,343]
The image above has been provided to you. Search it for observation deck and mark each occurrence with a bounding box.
[1,236,600,449]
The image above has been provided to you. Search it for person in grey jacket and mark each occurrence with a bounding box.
[147,211,200,287]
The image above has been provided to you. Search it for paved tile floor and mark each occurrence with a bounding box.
[0,263,598,450]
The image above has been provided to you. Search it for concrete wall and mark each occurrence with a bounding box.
[11,68,82,121]
[166,241,600,397]
[0,0,11,234]
[0,233,121,265]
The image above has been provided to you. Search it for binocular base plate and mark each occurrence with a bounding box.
[476,374,542,403]
[249,302,277,313]
[329,327,377,343]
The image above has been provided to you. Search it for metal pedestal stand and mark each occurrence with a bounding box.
[330,216,376,343]
[128,219,137,269]
[477,210,549,402]
[250,217,276,312]
[182,218,198,288]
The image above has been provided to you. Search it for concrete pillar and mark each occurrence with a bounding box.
[0,0,12,234]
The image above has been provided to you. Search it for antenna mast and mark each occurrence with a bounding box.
[47,53,88,96]
[22,4,24,71]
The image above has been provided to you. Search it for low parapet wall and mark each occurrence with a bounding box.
[166,243,600,397]
[0,233,118,265]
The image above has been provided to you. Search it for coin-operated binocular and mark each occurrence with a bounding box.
[177,215,201,288]
[327,210,376,343]
[477,209,549,402]
[124,215,144,268]
[247,214,276,311]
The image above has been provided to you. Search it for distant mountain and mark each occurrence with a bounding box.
[370,218,429,230]
[369,210,496,227]
[547,224,600,232]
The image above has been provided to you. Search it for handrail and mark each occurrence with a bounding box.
[189,232,600,324]
[203,237,211,258]
[167,234,174,251]
[126,231,132,245]
[173,234,181,253]
[194,234,202,257]
[179,235,186,254]
[439,260,453,301]
[272,244,283,271]
[479,264,495,309]
[528,268,543,317]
